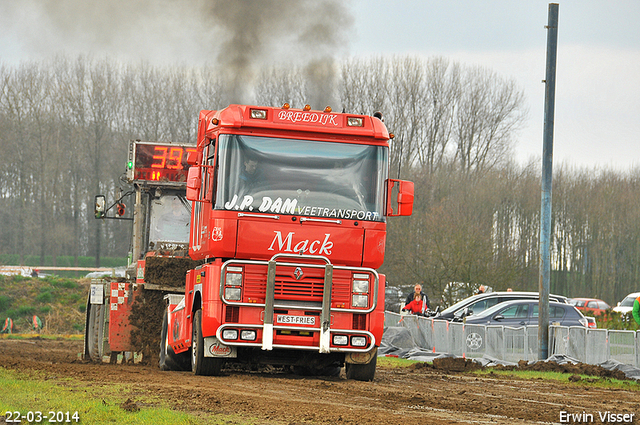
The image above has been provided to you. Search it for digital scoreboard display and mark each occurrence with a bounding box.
[129,142,197,183]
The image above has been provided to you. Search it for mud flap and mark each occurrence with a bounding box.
[345,347,377,364]
[204,336,237,358]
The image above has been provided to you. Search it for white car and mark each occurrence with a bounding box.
[612,292,640,314]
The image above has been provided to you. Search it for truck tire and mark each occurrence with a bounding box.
[86,302,105,362]
[159,308,189,371]
[345,355,377,381]
[191,309,223,376]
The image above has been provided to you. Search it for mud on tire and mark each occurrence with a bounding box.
[345,355,377,381]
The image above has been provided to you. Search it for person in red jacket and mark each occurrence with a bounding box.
[403,293,426,315]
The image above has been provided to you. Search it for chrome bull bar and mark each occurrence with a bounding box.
[219,253,379,354]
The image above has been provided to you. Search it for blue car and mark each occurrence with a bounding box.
[464,299,588,327]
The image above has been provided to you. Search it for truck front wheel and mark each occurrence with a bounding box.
[345,355,377,381]
[159,309,189,371]
[191,309,224,376]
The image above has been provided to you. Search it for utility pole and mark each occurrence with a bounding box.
[539,3,559,360]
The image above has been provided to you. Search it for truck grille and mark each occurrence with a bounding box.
[242,264,352,306]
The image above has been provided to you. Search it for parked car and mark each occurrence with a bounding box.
[612,292,640,315]
[568,298,611,316]
[464,300,588,328]
[385,285,405,312]
[434,291,568,322]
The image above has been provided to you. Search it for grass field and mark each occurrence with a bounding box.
[0,275,90,334]
[0,367,263,425]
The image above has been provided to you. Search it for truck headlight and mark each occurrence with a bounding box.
[351,336,367,347]
[333,335,348,346]
[222,329,238,340]
[352,294,368,308]
[352,279,369,293]
[240,330,256,341]
[225,287,241,301]
[225,267,243,286]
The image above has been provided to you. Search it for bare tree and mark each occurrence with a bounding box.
[418,57,459,173]
[453,66,527,174]
[255,66,306,108]
[0,63,50,263]
[339,56,388,117]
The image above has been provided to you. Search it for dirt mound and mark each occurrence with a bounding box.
[412,356,630,381]
[492,359,630,380]
[129,255,201,364]
[144,256,201,287]
[129,289,165,364]
[431,357,480,372]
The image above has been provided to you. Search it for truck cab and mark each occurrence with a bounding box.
[164,105,413,380]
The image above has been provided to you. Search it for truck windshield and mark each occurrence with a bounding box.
[149,195,191,244]
[215,134,388,222]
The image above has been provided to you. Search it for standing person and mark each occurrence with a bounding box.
[404,284,430,312]
[633,294,640,326]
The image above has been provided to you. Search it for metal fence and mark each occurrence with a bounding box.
[384,312,640,367]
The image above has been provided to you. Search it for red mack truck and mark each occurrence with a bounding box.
[162,104,414,381]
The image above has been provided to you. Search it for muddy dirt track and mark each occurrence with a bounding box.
[1,338,638,424]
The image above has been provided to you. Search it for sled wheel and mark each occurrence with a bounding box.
[345,355,377,381]
[191,309,223,376]
[86,302,105,362]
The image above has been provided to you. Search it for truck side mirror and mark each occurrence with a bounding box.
[386,179,414,217]
[187,150,199,166]
[95,195,106,219]
[186,166,201,202]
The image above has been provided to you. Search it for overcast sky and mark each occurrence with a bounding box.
[349,0,640,170]
[1,0,638,170]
